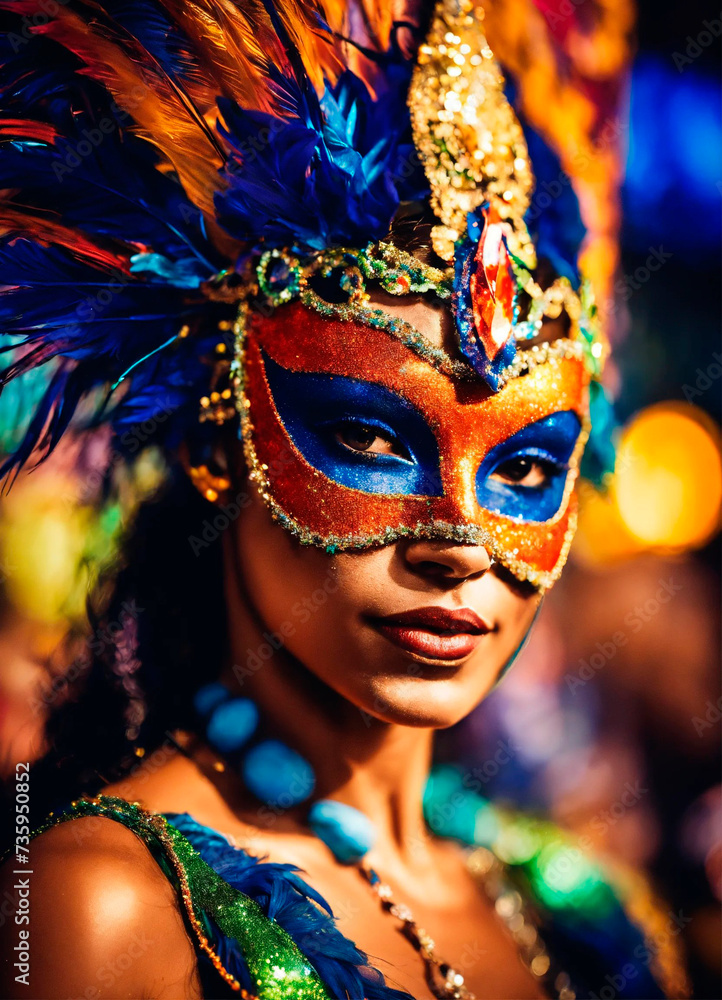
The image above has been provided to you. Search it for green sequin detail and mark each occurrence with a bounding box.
[30,796,332,1000]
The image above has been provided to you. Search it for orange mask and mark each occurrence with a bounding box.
[235,302,590,591]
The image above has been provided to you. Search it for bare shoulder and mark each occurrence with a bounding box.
[102,738,326,869]
[0,815,200,1000]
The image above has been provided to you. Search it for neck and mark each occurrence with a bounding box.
[219,544,435,868]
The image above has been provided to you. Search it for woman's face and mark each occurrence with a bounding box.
[226,294,544,729]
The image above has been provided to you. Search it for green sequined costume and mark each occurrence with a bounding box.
[25,788,690,1000]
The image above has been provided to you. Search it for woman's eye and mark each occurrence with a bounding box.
[490,455,562,488]
[334,422,409,459]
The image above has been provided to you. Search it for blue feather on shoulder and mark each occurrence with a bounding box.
[166,813,414,1000]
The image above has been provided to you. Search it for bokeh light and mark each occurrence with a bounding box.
[615,404,722,550]
[576,402,722,565]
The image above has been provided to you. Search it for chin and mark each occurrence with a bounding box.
[330,623,508,728]
[354,670,495,729]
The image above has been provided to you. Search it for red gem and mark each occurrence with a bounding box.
[469,208,515,362]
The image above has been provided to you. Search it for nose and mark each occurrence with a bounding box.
[402,538,494,584]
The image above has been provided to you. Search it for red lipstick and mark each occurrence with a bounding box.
[368,606,492,662]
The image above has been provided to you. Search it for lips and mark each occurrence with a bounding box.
[368,606,492,662]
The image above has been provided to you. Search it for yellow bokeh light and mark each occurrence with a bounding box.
[614,403,722,551]
[575,402,722,566]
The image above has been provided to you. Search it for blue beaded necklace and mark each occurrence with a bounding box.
[193,681,475,999]
[194,681,376,862]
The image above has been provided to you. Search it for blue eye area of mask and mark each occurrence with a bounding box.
[476,411,582,522]
[262,351,443,495]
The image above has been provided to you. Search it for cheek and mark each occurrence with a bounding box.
[470,579,541,682]
[234,488,336,625]
[231,487,368,673]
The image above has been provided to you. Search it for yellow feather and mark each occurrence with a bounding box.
[159,0,280,112]
[157,0,345,110]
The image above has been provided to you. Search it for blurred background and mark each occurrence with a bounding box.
[0,0,719,996]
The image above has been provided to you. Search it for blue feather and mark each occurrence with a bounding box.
[166,812,414,1000]
[215,69,402,252]
[521,125,586,286]
[94,0,202,81]
[0,0,426,475]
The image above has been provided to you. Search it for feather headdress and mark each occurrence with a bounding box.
[0,0,631,477]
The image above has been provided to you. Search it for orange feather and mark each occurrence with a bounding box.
[29,1,225,217]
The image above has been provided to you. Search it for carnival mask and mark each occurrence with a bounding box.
[235,296,591,592]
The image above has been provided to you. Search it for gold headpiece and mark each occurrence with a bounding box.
[409,0,535,265]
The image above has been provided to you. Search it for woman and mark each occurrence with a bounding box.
[0,0,689,997]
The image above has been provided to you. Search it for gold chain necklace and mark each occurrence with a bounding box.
[358,859,476,999]
[356,846,577,1000]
